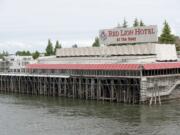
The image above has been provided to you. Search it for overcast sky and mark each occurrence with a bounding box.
[0,0,180,53]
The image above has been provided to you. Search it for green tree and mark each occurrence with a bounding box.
[133,18,139,27]
[122,19,128,28]
[16,51,20,56]
[0,51,9,60]
[92,37,100,47]
[27,51,31,55]
[45,39,54,56]
[16,50,31,56]
[72,44,78,48]
[32,51,40,59]
[54,40,62,54]
[159,21,175,44]
[139,20,145,26]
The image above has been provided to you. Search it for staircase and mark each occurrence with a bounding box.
[146,80,180,98]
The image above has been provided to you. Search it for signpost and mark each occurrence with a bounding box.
[99,25,158,45]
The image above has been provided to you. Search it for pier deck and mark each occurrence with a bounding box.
[0,72,140,104]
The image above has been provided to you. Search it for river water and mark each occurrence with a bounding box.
[0,93,180,135]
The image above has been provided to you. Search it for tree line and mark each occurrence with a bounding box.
[14,40,62,59]
[1,18,179,60]
[15,50,40,59]
[0,40,62,60]
[118,18,145,28]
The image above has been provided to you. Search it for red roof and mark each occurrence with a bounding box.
[26,62,180,71]
[26,64,140,70]
[143,62,180,70]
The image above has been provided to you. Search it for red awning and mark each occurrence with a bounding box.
[143,62,180,70]
[26,64,140,70]
[26,62,180,71]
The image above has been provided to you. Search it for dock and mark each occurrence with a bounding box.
[0,72,140,103]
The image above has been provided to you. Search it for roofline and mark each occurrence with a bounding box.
[26,62,180,71]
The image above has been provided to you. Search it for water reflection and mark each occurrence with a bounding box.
[0,93,180,135]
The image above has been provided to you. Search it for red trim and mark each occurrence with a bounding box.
[26,64,140,70]
[143,62,180,70]
[26,62,180,71]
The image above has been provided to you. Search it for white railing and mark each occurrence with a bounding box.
[0,72,70,78]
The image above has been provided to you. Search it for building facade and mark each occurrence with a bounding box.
[5,55,36,72]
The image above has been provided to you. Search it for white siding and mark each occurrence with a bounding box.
[155,44,177,61]
[56,44,157,57]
